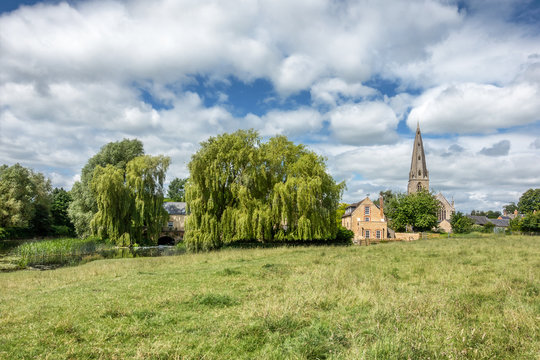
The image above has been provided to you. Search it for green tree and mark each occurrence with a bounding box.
[167,177,188,202]
[386,190,439,232]
[520,212,540,233]
[336,203,349,226]
[0,164,51,231]
[68,139,144,237]
[450,212,473,234]
[184,130,344,250]
[90,155,170,246]
[503,202,518,214]
[51,188,73,227]
[517,188,540,214]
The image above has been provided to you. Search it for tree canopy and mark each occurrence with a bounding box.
[167,177,188,202]
[385,190,440,232]
[68,139,144,237]
[517,188,540,214]
[184,130,344,250]
[0,164,51,229]
[450,212,473,234]
[90,155,170,246]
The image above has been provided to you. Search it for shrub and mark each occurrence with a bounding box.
[0,227,7,240]
[335,226,354,243]
[481,222,495,233]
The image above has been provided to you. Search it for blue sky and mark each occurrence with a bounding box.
[1,0,539,211]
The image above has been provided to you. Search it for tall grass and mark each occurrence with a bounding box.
[13,237,108,267]
[0,235,538,359]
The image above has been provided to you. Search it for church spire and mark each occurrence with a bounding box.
[407,123,429,194]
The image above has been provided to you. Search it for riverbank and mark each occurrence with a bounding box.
[0,235,538,359]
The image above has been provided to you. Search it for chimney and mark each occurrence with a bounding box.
[379,195,384,218]
[514,209,518,215]
[503,209,507,216]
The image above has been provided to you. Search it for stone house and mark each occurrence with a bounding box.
[159,202,186,244]
[341,196,388,244]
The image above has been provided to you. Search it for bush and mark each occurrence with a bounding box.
[0,227,7,240]
[335,226,354,243]
[481,222,495,233]
[51,225,75,237]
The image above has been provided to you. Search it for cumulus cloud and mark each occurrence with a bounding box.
[478,140,510,156]
[0,0,539,212]
[408,82,540,134]
[329,102,399,145]
[310,78,378,106]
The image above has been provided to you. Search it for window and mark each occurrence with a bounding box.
[365,230,370,239]
[417,182,422,192]
[364,206,370,215]
[418,170,421,176]
[365,217,370,222]
[418,155,421,160]
[376,230,381,239]
[168,221,174,229]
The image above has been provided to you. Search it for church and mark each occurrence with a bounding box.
[407,123,455,232]
[341,123,455,241]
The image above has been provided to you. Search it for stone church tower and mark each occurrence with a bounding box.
[407,123,429,194]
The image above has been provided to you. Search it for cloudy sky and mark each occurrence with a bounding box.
[1,0,539,212]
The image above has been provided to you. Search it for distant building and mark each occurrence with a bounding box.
[467,215,509,232]
[159,202,186,244]
[341,196,388,244]
[407,123,455,230]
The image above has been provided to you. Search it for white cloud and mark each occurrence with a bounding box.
[250,108,324,137]
[329,102,399,145]
[408,82,540,134]
[311,78,378,106]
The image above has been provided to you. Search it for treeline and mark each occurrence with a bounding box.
[0,164,74,239]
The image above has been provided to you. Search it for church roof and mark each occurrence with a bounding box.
[409,123,429,181]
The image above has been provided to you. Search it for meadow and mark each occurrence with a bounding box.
[0,235,538,359]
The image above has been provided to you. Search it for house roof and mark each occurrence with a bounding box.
[163,202,187,215]
[467,215,490,225]
[342,197,381,218]
[488,218,509,227]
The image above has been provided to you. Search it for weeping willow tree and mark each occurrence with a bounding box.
[90,155,170,246]
[184,130,344,250]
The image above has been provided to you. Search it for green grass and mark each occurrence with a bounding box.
[0,235,538,359]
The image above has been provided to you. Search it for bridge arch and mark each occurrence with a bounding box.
[158,236,176,246]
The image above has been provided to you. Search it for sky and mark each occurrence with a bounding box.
[0,0,539,212]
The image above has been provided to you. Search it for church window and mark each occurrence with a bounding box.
[418,170,421,176]
[418,155,421,160]
[417,182,422,192]
[364,206,370,215]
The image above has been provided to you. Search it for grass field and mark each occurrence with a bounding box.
[0,235,538,359]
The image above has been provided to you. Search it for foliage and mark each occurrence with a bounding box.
[1,236,539,358]
[335,203,349,226]
[91,155,170,246]
[510,212,540,233]
[520,212,540,232]
[503,202,518,214]
[386,190,439,232]
[517,188,540,214]
[13,237,107,267]
[470,209,501,219]
[481,221,495,233]
[0,164,52,231]
[50,188,74,231]
[450,212,474,234]
[335,226,354,243]
[68,139,144,238]
[167,177,188,202]
[185,130,344,250]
